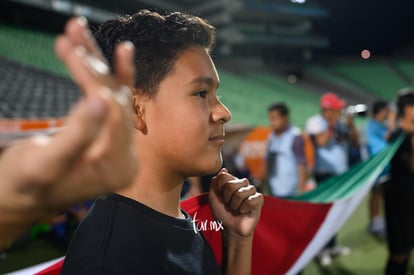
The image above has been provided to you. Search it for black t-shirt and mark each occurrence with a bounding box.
[384,132,414,253]
[61,193,222,275]
[388,132,414,196]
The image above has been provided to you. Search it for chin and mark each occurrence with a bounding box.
[199,157,223,176]
[208,164,222,175]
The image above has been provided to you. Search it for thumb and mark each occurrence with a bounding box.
[33,94,108,181]
[209,168,225,193]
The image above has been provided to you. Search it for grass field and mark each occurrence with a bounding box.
[303,196,414,275]
[1,196,414,274]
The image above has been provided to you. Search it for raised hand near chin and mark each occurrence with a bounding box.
[208,168,263,238]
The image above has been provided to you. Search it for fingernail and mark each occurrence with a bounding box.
[76,16,88,27]
[75,46,86,57]
[228,179,243,185]
[122,41,134,50]
[113,86,131,107]
[85,54,109,75]
[32,135,51,146]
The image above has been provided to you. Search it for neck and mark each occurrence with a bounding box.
[116,167,185,219]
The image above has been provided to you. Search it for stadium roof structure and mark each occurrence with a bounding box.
[3,0,329,61]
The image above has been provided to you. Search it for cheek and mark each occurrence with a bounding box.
[409,113,414,127]
[271,118,280,127]
[407,120,414,133]
[333,113,340,121]
[157,108,208,148]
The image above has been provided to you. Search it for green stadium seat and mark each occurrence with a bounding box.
[396,61,414,85]
[219,70,319,128]
[328,61,404,100]
[0,24,68,76]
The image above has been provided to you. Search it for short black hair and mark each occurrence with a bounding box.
[268,102,289,117]
[94,9,216,97]
[371,100,388,116]
[397,88,414,117]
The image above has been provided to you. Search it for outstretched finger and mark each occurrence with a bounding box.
[86,42,136,154]
[114,41,136,88]
[55,35,111,96]
[64,17,106,62]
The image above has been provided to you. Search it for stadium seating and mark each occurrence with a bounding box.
[246,72,320,123]
[219,70,319,128]
[0,57,80,119]
[306,65,368,95]
[0,23,68,76]
[327,61,405,100]
[1,23,409,128]
[395,61,414,85]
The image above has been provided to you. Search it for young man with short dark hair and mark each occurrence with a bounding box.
[265,102,307,197]
[62,10,263,275]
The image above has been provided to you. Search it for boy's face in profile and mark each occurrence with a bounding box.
[142,46,231,176]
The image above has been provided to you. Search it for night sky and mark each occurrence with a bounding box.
[315,0,414,56]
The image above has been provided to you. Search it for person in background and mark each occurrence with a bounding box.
[0,17,137,249]
[305,92,356,266]
[384,89,414,275]
[306,115,331,149]
[265,102,307,198]
[307,93,357,182]
[365,100,395,237]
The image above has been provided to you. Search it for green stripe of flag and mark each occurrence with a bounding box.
[292,135,404,203]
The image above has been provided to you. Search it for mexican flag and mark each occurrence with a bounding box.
[182,135,403,275]
[21,136,403,275]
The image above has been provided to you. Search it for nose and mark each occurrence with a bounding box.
[211,98,231,123]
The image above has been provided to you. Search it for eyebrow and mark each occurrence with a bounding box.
[190,76,220,89]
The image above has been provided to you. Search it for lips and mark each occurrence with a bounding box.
[209,135,225,140]
[209,134,225,143]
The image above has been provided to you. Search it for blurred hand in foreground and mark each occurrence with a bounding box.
[0,17,137,247]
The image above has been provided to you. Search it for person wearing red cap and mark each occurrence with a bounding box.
[320,92,360,164]
[305,92,359,266]
[320,92,346,110]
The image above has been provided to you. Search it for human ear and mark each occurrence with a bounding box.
[132,91,147,132]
